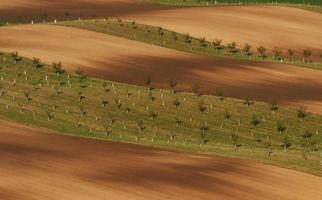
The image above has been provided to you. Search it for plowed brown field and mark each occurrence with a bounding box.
[122,5,322,61]
[0,0,168,20]
[1,120,322,200]
[1,24,322,114]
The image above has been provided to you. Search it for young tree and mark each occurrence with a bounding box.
[0,86,6,97]
[169,79,177,92]
[224,110,231,121]
[270,101,278,113]
[52,62,65,75]
[257,46,266,59]
[198,101,207,114]
[230,133,239,151]
[33,57,43,68]
[46,111,54,121]
[24,91,32,103]
[242,43,252,56]
[213,39,222,51]
[199,37,207,47]
[265,141,272,156]
[272,47,282,60]
[302,130,313,142]
[148,91,155,102]
[185,34,192,44]
[172,32,178,42]
[12,51,22,64]
[192,83,200,97]
[75,67,85,81]
[80,106,87,118]
[114,99,122,111]
[101,114,113,135]
[244,97,254,107]
[149,110,158,120]
[227,42,238,54]
[200,122,209,145]
[287,49,295,62]
[303,49,311,63]
[144,76,152,90]
[175,117,183,128]
[255,136,262,145]
[297,107,307,121]
[173,98,181,108]
[250,115,260,129]
[137,120,145,134]
[276,121,286,134]
[102,99,108,107]
[216,89,225,101]
[281,136,291,153]
[78,91,85,102]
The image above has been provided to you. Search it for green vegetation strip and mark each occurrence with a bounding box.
[57,19,322,71]
[0,52,321,176]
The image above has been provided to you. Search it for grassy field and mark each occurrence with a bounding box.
[57,19,322,70]
[145,0,322,7]
[0,51,321,176]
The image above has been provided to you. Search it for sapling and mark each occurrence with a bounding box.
[149,111,158,120]
[257,46,266,59]
[270,101,278,113]
[242,43,252,56]
[244,97,254,107]
[224,110,231,122]
[277,121,286,134]
[297,107,307,121]
[281,136,291,153]
[200,122,209,145]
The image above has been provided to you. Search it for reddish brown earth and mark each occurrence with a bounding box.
[1,24,322,114]
[122,5,322,61]
[0,0,169,21]
[1,120,322,200]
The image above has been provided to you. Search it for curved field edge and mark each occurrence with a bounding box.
[0,52,321,176]
[2,120,322,200]
[55,19,322,70]
[143,0,322,8]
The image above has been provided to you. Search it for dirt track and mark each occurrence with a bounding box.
[122,5,322,61]
[0,120,321,200]
[1,24,322,114]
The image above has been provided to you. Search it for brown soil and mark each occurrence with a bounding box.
[121,5,322,61]
[0,0,169,21]
[1,120,322,200]
[1,24,322,114]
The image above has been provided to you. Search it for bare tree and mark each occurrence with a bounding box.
[281,136,291,153]
[192,83,201,97]
[242,43,252,57]
[276,121,286,134]
[213,39,222,51]
[303,49,311,63]
[257,46,266,59]
[227,42,238,54]
[297,106,308,121]
[270,101,278,113]
[272,47,282,60]
[287,49,295,62]
[169,79,177,93]
[200,122,209,145]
